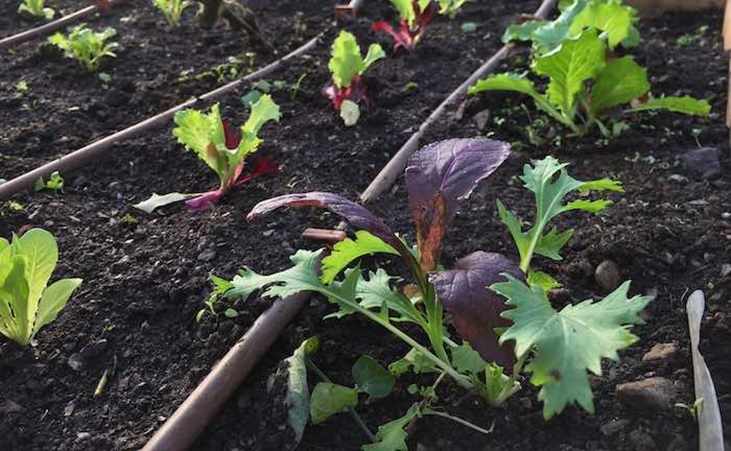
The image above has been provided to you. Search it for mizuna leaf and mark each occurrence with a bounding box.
[569,0,636,49]
[591,56,650,113]
[362,403,421,451]
[429,251,522,368]
[321,231,399,284]
[247,192,403,251]
[628,95,711,116]
[491,275,653,418]
[405,138,510,270]
[534,28,606,117]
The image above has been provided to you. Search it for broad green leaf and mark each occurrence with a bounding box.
[362,403,421,451]
[352,355,395,398]
[321,231,399,284]
[16,229,58,319]
[501,20,546,44]
[469,73,563,122]
[363,44,386,71]
[628,95,711,116]
[569,0,636,49]
[531,0,591,53]
[591,56,649,113]
[391,0,416,27]
[492,275,652,418]
[527,270,562,291]
[284,337,319,446]
[242,94,282,142]
[309,382,358,424]
[329,31,367,89]
[133,192,200,214]
[32,278,82,338]
[534,29,605,116]
[451,342,486,374]
[340,100,361,127]
[0,256,30,344]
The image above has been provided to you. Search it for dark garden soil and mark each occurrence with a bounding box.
[0,0,729,450]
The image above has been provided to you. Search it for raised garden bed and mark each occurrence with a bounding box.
[0,0,729,450]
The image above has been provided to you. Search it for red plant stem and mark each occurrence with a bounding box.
[0,0,130,50]
[0,33,323,200]
[358,0,558,204]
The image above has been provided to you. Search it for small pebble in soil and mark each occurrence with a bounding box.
[595,260,621,292]
[682,147,721,180]
[67,353,84,371]
[628,428,658,451]
[616,377,678,412]
[600,418,629,436]
[642,342,680,365]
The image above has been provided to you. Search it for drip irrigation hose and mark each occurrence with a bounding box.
[359,0,558,204]
[0,0,130,51]
[0,32,324,200]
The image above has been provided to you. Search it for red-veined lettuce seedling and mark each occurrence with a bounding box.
[0,229,82,346]
[213,139,651,448]
[324,30,385,127]
[134,95,280,213]
[372,0,435,51]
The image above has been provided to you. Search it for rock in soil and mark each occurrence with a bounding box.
[682,147,721,180]
[600,418,630,436]
[642,342,680,365]
[595,260,621,292]
[628,428,658,450]
[616,377,678,412]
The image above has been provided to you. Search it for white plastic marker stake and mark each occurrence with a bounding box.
[686,290,724,451]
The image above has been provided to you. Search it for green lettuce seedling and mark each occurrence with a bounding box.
[34,171,64,192]
[134,95,281,213]
[438,0,468,19]
[17,0,54,20]
[0,229,82,346]
[324,30,385,126]
[473,0,709,137]
[151,0,192,27]
[49,24,119,72]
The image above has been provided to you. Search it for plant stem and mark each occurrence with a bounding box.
[306,360,376,443]
[492,351,528,406]
[422,410,495,436]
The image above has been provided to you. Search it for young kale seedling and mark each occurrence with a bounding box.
[474,0,709,138]
[49,24,118,72]
[212,139,651,447]
[372,0,435,51]
[17,0,55,20]
[324,30,385,127]
[0,229,82,346]
[134,95,280,213]
[152,0,192,27]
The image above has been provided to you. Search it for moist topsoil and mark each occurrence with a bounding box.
[0,0,729,450]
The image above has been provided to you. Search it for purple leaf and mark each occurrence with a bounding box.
[429,251,522,369]
[405,139,510,270]
[247,192,401,249]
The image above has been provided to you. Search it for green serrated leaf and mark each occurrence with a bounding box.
[527,270,562,291]
[591,56,650,113]
[389,347,438,376]
[321,231,399,284]
[362,403,421,451]
[492,275,652,418]
[628,95,710,116]
[328,31,384,89]
[310,382,359,424]
[534,28,606,117]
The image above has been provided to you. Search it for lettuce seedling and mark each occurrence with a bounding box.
[34,171,64,192]
[151,0,192,27]
[49,24,118,72]
[476,0,709,137]
[372,0,435,51]
[437,0,468,19]
[134,95,280,213]
[17,0,54,20]
[0,229,82,346]
[323,30,385,126]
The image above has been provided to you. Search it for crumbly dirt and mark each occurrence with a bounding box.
[0,1,729,450]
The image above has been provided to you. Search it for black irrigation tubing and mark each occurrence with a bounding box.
[0,0,130,50]
[359,0,559,204]
[0,31,326,200]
